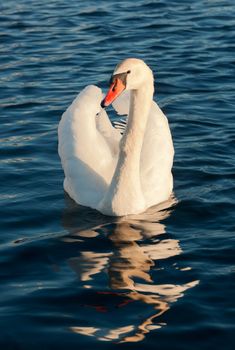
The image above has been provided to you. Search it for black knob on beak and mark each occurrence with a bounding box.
[101,99,106,108]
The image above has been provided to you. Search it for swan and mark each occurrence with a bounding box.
[58,58,174,216]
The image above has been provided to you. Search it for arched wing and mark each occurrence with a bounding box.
[140,102,174,207]
[58,85,116,208]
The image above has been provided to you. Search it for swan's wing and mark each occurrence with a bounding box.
[58,85,115,209]
[140,101,174,207]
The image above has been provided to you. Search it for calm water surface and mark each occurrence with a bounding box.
[0,0,235,349]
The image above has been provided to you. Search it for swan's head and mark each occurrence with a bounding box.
[101,58,153,108]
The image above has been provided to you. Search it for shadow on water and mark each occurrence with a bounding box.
[60,194,199,343]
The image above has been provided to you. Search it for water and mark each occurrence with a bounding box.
[0,0,234,348]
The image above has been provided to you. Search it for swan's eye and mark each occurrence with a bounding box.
[127,70,131,74]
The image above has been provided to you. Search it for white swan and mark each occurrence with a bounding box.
[58,58,174,216]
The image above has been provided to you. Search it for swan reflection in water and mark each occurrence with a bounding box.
[61,196,199,343]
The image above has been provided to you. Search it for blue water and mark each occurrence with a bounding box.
[1,0,235,348]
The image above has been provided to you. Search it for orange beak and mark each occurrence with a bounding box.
[101,78,126,108]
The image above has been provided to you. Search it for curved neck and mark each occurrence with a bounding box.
[121,83,154,168]
[101,78,154,215]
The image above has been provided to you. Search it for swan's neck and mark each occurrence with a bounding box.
[100,79,154,216]
[121,84,153,169]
